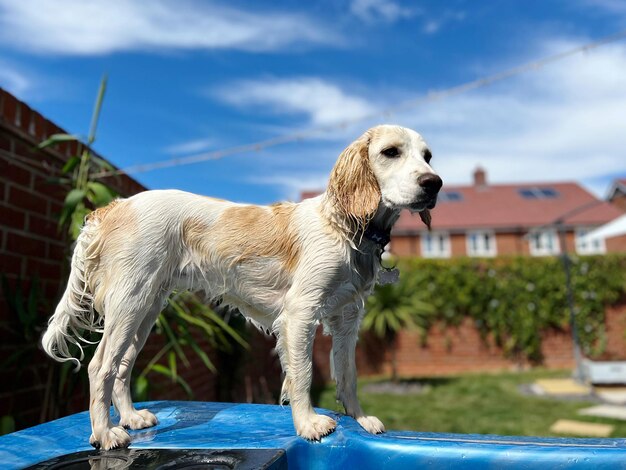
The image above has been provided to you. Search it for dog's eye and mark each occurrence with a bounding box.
[424,149,432,163]
[382,147,400,158]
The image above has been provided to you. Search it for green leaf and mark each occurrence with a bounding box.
[0,416,15,436]
[87,75,107,145]
[149,364,193,396]
[134,375,149,402]
[91,155,115,171]
[46,176,72,186]
[59,189,86,228]
[168,351,177,383]
[199,307,249,349]
[69,205,90,240]
[188,340,217,373]
[61,156,81,174]
[159,306,190,368]
[86,181,116,207]
[64,188,86,211]
[37,133,79,150]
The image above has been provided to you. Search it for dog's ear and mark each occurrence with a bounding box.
[327,131,381,231]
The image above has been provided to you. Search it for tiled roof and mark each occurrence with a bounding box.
[394,181,623,233]
[607,178,626,200]
[301,180,623,233]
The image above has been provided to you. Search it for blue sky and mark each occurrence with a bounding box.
[1,0,625,204]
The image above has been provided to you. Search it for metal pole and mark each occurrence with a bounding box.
[556,222,585,383]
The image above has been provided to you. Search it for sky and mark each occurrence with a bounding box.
[0,0,625,204]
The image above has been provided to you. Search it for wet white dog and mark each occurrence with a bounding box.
[42,125,441,450]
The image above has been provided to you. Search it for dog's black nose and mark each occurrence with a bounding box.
[417,173,443,195]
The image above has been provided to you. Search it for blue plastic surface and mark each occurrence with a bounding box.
[0,401,625,469]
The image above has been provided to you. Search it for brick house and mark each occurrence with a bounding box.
[607,178,626,212]
[390,168,624,258]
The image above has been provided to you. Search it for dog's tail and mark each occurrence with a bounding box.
[42,205,111,371]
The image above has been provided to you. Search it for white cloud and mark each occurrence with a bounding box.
[389,39,626,196]
[222,38,626,200]
[422,20,442,35]
[247,173,330,201]
[421,10,466,35]
[164,138,214,155]
[215,77,377,126]
[350,0,416,23]
[580,0,626,15]
[0,0,338,55]
[0,62,31,97]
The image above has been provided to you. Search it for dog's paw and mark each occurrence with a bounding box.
[296,414,337,441]
[90,426,131,450]
[120,409,158,430]
[89,433,100,449]
[357,415,385,434]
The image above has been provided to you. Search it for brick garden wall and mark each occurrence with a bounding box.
[310,303,626,383]
[0,89,217,432]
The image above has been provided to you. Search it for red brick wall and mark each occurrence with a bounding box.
[309,303,626,382]
[0,89,218,431]
[0,89,142,429]
[610,192,626,212]
[496,232,529,256]
[604,304,626,360]
[392,230,599,257]
[449,233,466,257]
[607,234,626,253]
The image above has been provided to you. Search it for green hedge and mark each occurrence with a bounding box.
[366,255,626,362]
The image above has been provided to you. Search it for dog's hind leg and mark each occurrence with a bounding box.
[329,305,385,434]
[113,298,165,431]
[87,291,148,450]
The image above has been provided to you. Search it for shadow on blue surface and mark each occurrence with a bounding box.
[0,401,625,469]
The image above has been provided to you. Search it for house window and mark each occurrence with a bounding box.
[528,229,560,256]
[438,191,463,202]
[421,232,451,258]
[467,230,497,257]
[519,187,559,199]
[575,227,606,255]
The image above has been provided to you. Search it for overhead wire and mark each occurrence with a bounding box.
[93,28,626,179]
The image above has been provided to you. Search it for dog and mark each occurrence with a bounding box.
[42,124,442,450]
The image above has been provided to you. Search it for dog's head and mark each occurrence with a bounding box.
[327,125,442,229]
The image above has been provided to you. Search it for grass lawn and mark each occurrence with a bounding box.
[314,369,626,438]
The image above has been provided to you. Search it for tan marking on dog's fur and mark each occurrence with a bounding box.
[183,203,301,272]
[181,216,211,255]
[84,200,136,312]
[326,130,381,233]
[85,199,122,225]
[201,195,226,203]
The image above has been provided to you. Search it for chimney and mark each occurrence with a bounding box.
[473,166,487,188]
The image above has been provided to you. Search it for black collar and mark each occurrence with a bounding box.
[363,223,391,247]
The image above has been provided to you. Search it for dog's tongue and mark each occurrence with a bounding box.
[419,210,432,230]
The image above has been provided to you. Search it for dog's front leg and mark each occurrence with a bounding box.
[278,308,336,440]
[330,307,385,434]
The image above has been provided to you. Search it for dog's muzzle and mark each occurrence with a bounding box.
[409,173,442,211]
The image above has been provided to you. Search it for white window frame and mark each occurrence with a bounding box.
[528,229,560,256]
[466,230,497,257]
[420,231,451,258]
[575,227,606,255]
